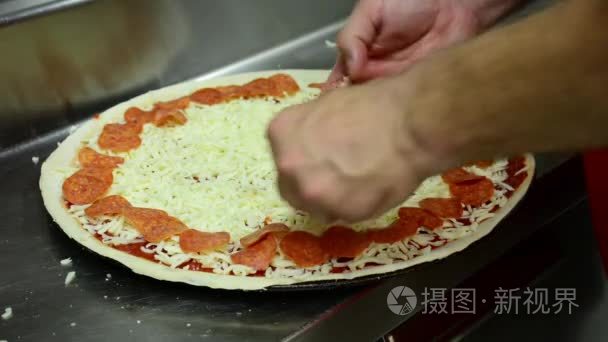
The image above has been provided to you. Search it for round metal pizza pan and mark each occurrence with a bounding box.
[264,263,427,291]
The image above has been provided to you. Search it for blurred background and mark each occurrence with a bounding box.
[0,0,356,149]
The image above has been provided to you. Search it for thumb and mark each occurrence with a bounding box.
[335,38,367,82]
[334,0,380,82]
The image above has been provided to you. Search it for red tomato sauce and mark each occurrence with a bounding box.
[331,266,349,273]
[114,242,157,262]
[180,260,214,273]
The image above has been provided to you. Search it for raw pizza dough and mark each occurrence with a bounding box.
[40,70,535,290]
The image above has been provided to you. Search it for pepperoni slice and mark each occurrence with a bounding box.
[124,107,153,126]
[279,231,329,267]
[398,207,443,229]
[308,82,325,89]
[78,167,114,184]
[62,168,113,205]
[141,215,188,243]
[78,147,124,169]
[123,207,166,227]
[271,230,289,243]
[179,229,230,253]
[419,198,463,219]
[308,81,339,92]
[269,74,300,95]
[152,109,187,127]
[240,223,289,248]
[154,96,190,111]
[190,88,223,105]
[123,207,187,243]
[231,234,277,271]
[441,168,484,184]
[85,195,132,218]
[449,178,495,207]
[367,219,419,244]
[98,123,142,152]
[217,85,247,101]
[308,77,349,92]
[243,78,279,98]
[114,121,142,134]
[320,226,370,258]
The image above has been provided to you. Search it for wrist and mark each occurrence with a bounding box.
[392,62,479,177]
[381,71,455,181]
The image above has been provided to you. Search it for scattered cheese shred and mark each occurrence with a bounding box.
[60,257,72,266]
[324,39,337,48]
[32,156,39,165]
[1,307,12,320]
[64,271,76,286]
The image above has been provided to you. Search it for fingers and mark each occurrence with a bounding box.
[327,53,347,83]
[268,102,342,221]
[357,58,417,82]
[275,147,389,223]
[353,34,447,81]
[333,0,382,82]
[268,105,312,212]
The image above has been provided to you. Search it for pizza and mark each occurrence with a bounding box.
[40,70,534,290]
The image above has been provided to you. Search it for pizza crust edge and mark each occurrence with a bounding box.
[40,69,535,290]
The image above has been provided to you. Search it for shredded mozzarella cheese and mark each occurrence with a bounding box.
[64,271,76,286]
[1,307,12,320]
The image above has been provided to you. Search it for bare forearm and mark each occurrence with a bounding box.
[405,0,608,171]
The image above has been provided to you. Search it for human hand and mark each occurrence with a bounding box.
[267,76,438,222]
[329,0,520,83]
